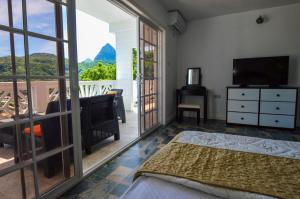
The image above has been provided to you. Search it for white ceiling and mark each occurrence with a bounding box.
[76,0,134,23]
[158,0,300,21]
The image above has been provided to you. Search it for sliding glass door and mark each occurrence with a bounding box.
[139,19,160,134]
[0,0,81,198]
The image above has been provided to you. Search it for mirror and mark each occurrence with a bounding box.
[187,68,201,85]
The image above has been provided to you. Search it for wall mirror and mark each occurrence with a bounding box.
[187,68,201,85]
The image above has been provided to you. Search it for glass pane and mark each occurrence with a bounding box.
[152,29,157,45]
[28,37,58,76]
[0,0,9,26]
[144,60,154,79]
[27,0,56,37]
[154,63,158,78]
[35,113,73,154]
[12,0,23,29]
[0,30,12,76]
[14,33,26,75]
[150,80,155,95]
[38,148,74,194]
[31,79,61,115]
[153,110,158,126]
[153,46,157,62]
[0,122,34,172]
[144,43,153,60]
[0,124,17,169]
[62,5,68,40]
[64,42,69,78]
[0,80,15,121]
[139,22,143,39]
[139,39,144,59]
[16,79,29,117]
[144,79,149,96]
[144,24,150,42]
[150,95,157,110]
[0,165,36,199]
[145,96,150,112]
[144,113,150,129]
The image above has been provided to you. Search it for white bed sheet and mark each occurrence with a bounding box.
[121,131,300,199]
[122,176,220,199]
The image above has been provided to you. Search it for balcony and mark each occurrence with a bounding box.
[0,80,138,197]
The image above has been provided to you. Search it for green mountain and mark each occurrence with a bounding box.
[94,43,116,64]
[0,53,58,77]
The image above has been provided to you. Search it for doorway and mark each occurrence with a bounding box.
[75,0,140,173]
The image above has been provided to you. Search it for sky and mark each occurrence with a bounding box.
[0,0,116,62]
[76,10,116,62]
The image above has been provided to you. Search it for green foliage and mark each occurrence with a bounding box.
[132,48,137,80]
[0,53,58,78]
[78,60,96,75]
[80,62,116,81]
[0,49,139,81]
[80,48,138,81]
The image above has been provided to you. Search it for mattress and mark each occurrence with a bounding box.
[121,131,300,199]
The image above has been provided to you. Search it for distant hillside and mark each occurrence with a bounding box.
[94,43,116,64]
[78,59,97,75]
[0,53,58,77]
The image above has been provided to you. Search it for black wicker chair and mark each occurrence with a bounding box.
[82,95,120,154]
[110,89,126,123]
[41,100,73,178]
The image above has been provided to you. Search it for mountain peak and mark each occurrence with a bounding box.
[94,43,116,64]
[83,58,93,63]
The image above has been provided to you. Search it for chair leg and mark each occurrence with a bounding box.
[0,143,3,147]
[114,132,120,140]
[114,120,120,140]
[85,147,92,155]
[179,110,183,123]
[197,110,200,126]
[121,109,126,123]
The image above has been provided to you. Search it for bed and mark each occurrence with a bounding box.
[121,131,300,199]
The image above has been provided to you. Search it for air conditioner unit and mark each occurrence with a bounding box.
[168,10,186,34]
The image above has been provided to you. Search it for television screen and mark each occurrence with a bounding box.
[233,56,289,86]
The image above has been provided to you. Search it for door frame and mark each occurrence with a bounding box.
[138,17,163,136]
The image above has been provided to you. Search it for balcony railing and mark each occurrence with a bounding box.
[0,80,137,120]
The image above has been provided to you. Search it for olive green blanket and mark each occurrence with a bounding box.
[135,142,300,199]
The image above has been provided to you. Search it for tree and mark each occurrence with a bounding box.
[132,48,137,80]
[80,62,116,81]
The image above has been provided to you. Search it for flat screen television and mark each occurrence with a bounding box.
[233,56,289,86]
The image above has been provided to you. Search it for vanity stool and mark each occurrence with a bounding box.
[177,104,201,125]
[176,85,207,125]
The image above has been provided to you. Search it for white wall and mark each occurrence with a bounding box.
[177,4,300,125]
[127,0,178,124]
[110,19,138,111]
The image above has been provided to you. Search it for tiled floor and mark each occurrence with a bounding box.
[83,111,138,172]
[61,119,300,199]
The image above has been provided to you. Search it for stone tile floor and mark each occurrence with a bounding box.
[61,119,300,199]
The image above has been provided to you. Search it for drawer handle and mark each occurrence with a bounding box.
[241,117,244,120]
[276,94,280,97]
[275,120,279,123]
[241,93,245,96]
[241,105,245,108]
[276,107,280,110]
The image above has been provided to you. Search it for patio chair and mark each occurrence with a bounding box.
[108,89,126,123]
[0,121,15,147]
[0,116,44,163]
[41,100,73,178]
[82,95,120,154]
